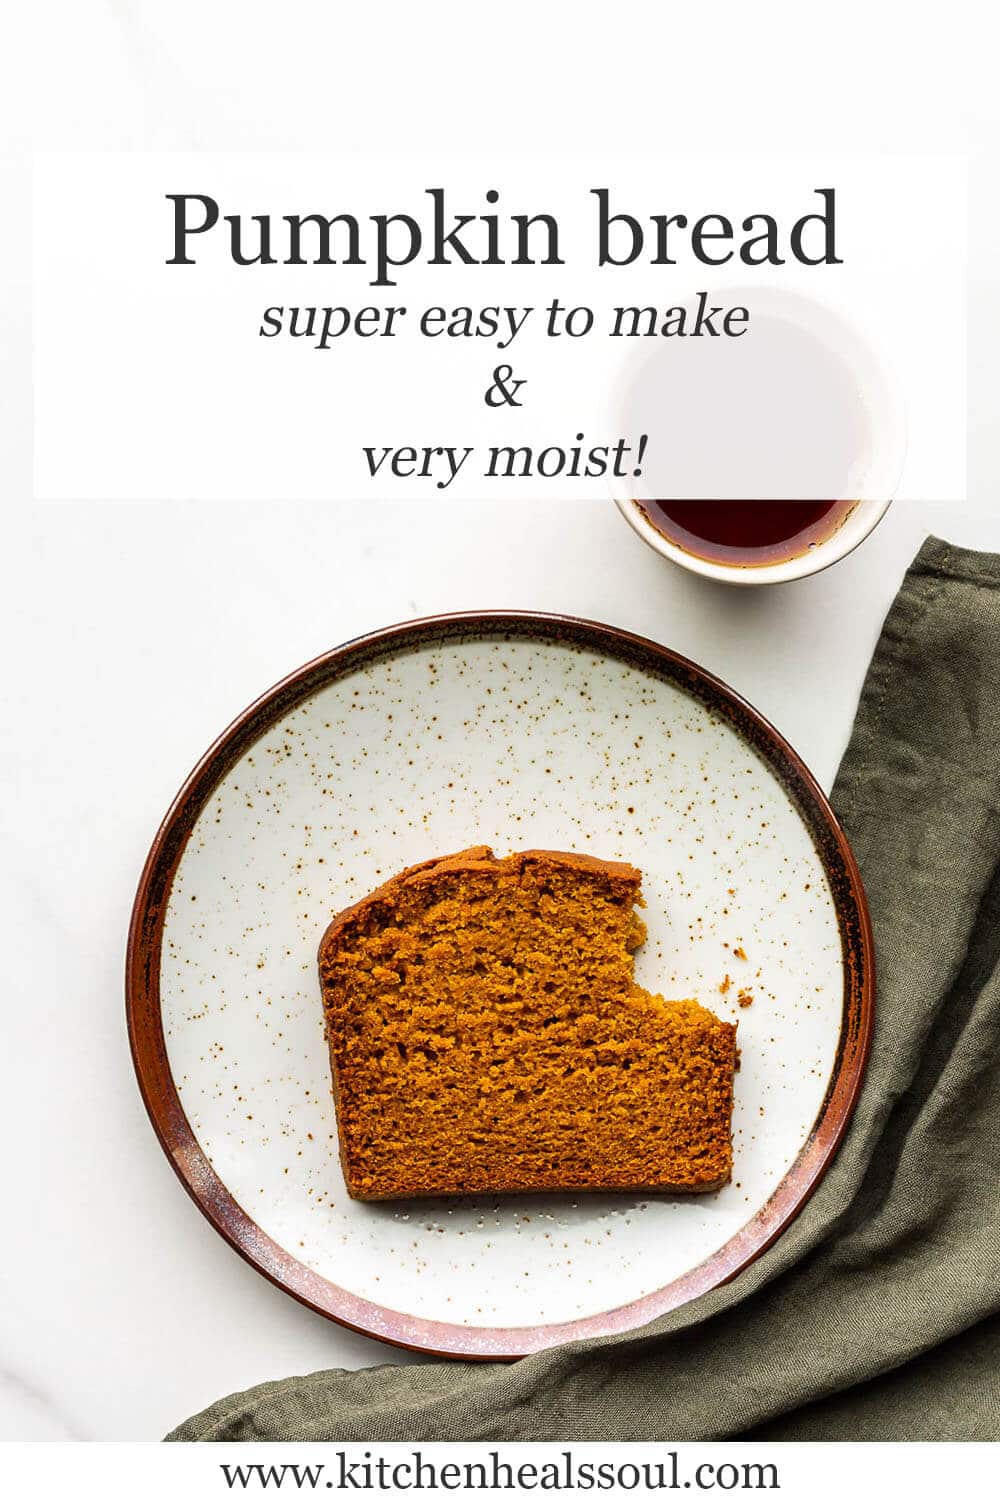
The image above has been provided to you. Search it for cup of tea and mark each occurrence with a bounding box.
[615,498,893,585]
[608,287,904,585]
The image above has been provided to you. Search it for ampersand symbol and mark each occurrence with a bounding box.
[484,364,527,407]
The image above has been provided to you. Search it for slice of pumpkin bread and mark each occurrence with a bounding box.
[318,846,735,1200]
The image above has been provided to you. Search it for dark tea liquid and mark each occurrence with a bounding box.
[638,500,857,567]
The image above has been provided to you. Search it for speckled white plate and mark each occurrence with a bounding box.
[128,614,873,1358]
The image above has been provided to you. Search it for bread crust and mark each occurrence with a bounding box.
[317,846,642,958]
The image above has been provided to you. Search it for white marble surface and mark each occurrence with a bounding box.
[5,497,999,1442]
[4,0,1000,1445]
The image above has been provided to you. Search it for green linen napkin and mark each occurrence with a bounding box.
[169,537,1000,1443]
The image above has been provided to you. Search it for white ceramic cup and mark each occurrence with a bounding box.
[609,287,905,586]
[615,497,894,586]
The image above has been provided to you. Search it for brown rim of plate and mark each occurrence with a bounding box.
[126,611,875,1361]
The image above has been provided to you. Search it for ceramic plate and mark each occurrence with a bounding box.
[128,614,873,1358]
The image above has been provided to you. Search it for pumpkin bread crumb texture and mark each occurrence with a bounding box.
[318,846,736,1200]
